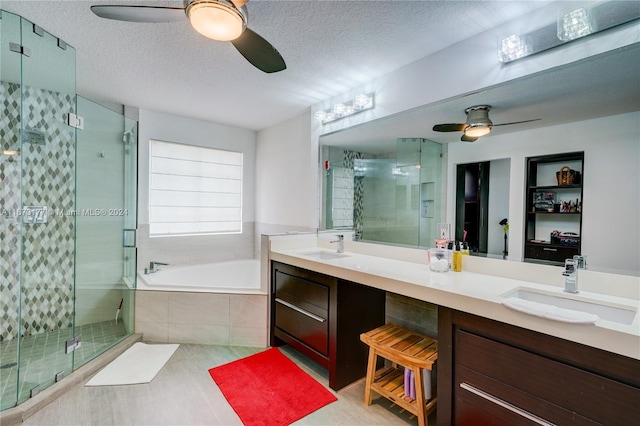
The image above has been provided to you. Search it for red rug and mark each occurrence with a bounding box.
[209,347,337,425]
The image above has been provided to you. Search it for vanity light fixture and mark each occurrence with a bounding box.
[557,8,595,42]
[316,93,374,125]
[498,34,530,63]
[186,0,246,41]
[498,0,639,63]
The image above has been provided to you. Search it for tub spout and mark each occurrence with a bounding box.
[148,261,169,274]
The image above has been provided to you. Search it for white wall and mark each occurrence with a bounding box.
[137,109,257,267]
[447,111,640,276]
[255,111,316,231]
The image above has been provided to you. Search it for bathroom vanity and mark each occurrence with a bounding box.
[438,307,640,425]
[267,235,640,425]
[270,261,386,390]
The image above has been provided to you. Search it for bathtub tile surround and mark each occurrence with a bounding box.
[135,292,268,347]
[0,82,76,341]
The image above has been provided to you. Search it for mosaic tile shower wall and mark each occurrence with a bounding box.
[0,81,76,341]
[343,150,364,239]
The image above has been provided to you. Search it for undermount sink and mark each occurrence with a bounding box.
[299,250,351,260]
[503,288,638,325]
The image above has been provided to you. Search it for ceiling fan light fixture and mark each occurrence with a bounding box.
[186,0,246,41]
[464,123,492,138]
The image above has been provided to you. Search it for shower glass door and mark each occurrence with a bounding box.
[0,10,23,410]
[74,97,137,367]
[16,12,77,405]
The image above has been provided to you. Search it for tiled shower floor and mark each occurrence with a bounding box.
[0,320,127,409]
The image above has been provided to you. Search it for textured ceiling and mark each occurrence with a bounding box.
[1,0,557,131]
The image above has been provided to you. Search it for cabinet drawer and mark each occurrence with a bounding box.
[275,298,328,355]
[275,271,329,313]
[525,243,578,262]
[455,330,640,424]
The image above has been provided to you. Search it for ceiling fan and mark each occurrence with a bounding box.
[432,105,540,142]
[90,0,286,73]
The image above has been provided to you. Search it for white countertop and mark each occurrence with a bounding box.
[268,236,640,360]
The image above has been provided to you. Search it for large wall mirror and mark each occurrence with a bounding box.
[319,44,639,276]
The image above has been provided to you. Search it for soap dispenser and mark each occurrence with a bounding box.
[452,242,462,272]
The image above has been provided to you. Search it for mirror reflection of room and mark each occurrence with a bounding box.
[321,139,443,249]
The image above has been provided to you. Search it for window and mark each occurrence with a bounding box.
[149,140,242,236]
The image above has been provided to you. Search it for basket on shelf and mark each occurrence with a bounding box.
[556,166,580,185]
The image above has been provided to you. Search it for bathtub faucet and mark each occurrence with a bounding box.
[146,261,169,274]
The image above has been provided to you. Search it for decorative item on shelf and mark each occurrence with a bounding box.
[559,198,581,213]
[550,231,581,246]
[556,165,581,185]
[534,191,555,211]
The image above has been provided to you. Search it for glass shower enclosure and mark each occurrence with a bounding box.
[0,10,137,411]
[321,138,443,248]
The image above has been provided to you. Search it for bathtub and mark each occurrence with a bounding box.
[136,259,264,294]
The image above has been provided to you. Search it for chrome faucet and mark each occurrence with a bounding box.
[145,261,169,274]
[562,255,587,293]
[330,234,344,253]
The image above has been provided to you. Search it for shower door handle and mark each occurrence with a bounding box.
[123,229,136,247]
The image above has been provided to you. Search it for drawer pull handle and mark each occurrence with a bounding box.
[542,248,558,252]
[275,298,326,323]
[459,382,554,426]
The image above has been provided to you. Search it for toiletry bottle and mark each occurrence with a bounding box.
[462,241,470,255]
[452,242,462,272]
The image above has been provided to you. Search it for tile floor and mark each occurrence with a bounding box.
[0,320,127,410]
[19,344,436,425]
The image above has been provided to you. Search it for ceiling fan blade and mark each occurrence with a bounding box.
[231,28,286,73]
[433,123,467,132]
[461,134,479,142]
[230,0,250,8]
[493,118,541,127]
[91,5,186,23]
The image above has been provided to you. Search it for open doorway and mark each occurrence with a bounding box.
[456,162,490,254]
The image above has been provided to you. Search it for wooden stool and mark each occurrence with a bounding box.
[360,323,438,426]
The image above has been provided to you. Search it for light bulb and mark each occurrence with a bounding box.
[187,1,245,41]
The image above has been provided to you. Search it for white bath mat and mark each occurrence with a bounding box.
[85,342,179,386]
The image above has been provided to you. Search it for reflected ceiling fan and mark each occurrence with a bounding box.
[91,0,286,73]
[432,105,540,142]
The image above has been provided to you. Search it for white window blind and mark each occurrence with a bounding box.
[149,140,243,236]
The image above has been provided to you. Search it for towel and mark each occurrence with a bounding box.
[502,297,598,324]
[404,368,411,399]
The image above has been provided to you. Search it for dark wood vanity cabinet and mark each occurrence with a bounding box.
[270,261,386,390]
[437,307,640,425]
